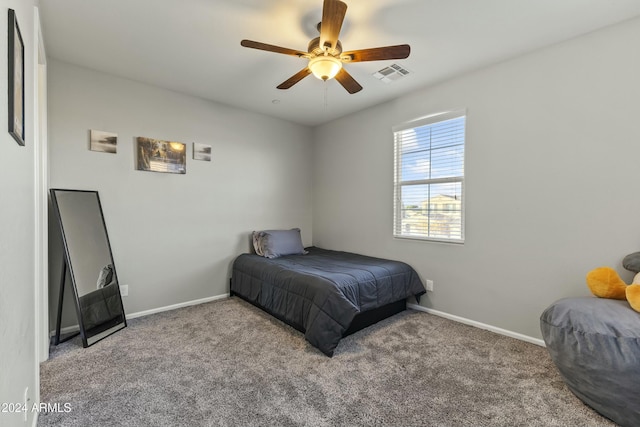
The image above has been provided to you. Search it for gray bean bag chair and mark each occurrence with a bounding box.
[540,297,640,426]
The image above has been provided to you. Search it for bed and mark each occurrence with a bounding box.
[230,246,426,356]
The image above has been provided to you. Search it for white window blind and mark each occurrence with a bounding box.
[393,112,466,242]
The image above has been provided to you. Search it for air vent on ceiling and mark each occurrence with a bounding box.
[372,63,410,84]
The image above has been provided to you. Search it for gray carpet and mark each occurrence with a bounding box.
[39,298,613,426]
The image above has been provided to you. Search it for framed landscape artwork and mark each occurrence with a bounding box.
[193,143,212,161]
[8,9,25,146]
[136,137,186,174]
[90,130,118,153]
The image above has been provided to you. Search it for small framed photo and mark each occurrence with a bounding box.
[136,137,186,174]
[90,130,118,153]
[193,143,212,162]
[8,9,25,146]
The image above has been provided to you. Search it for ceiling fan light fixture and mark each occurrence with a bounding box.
[240,0,409,94]
[308,55,342,81]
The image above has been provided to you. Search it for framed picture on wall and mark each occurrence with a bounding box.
[7,9,25,146]
[193,142,212,161]
[136,137,186,174]
[90,130,118,153]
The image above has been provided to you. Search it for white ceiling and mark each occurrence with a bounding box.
[39,0,640,127]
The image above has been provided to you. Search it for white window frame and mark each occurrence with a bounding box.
[393,110,466,244]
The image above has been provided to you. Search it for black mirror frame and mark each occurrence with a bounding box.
[50,188,127,347]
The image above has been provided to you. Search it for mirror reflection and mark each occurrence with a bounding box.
[50,189,126,347]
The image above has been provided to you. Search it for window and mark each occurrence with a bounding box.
[393,111,466,243]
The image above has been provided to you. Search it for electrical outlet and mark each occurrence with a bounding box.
[119,284,129,297]
[426,279,434,292]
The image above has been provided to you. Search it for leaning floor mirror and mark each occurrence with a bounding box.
[50,189,126,347]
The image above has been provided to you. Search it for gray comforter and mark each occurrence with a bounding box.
[231,247,426,356]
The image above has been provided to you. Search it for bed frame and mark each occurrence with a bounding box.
[229,281,406,338]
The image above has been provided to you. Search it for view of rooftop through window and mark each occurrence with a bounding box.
[394,114,465,242]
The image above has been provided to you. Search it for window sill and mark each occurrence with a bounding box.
[393,235,465,245]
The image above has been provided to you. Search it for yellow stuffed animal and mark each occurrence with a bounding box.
[586,251,640,312]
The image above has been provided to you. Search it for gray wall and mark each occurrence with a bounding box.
[0,0,39,425]
[45,15,640,347]
[48,60,313,321]
[313,17,640,341]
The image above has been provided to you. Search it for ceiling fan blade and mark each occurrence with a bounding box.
[342,44,411,62]
[319,0,347,51]
[241,40,307,57]
[277,68,312,90]
[335,68,362,94]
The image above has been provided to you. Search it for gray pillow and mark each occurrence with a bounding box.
[253,228,307,259]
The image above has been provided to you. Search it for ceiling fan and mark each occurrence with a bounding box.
[240,0,410,94]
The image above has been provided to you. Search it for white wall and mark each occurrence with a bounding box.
[48,60,313,320]
[313,17,640,340]
[0,1,40,426]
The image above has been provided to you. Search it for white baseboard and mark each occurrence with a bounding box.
[407,303,546,347]
[126,293,229,320]
[49,324,80,337]
[50,293,230,336]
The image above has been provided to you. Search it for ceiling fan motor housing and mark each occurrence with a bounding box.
[308,37,342,57]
